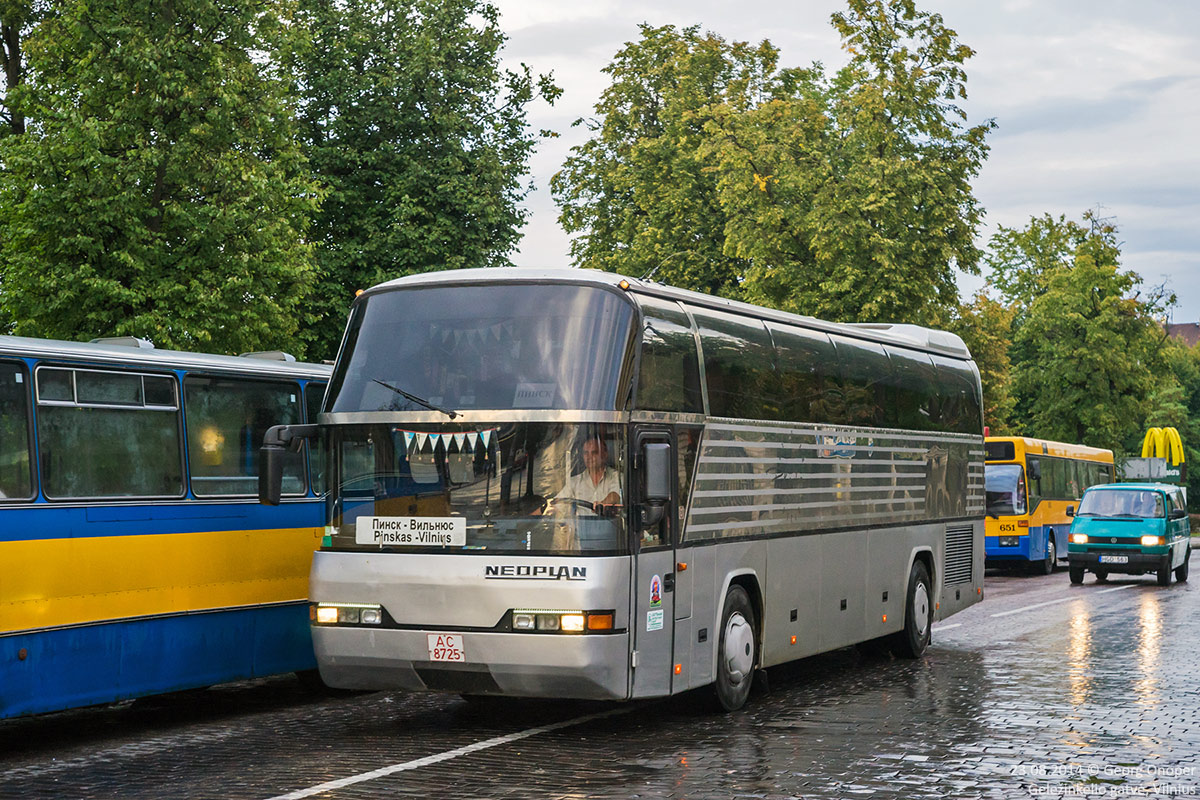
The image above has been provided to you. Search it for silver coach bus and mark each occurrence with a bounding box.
[260,268,985,710]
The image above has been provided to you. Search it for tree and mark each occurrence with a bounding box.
[0,0,318,354]
[985,210,1121,313]
[1010,249,1172,459]
[950,291,1015,433]
[552,24,777,296]
[1,0,43,139]
[289,0,559,360]
[708,0,993,324]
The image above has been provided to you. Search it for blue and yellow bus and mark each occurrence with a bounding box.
[0,335,330,718]
[984,436,1114,574]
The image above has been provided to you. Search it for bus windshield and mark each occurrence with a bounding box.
[326,422,627,555]
[326,284,635,413]
[1077,489,1164,518]
[985,464,1027,516]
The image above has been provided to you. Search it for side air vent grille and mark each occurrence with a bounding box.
[945,524,974,586]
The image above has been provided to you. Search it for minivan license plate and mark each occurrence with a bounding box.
[427,633,466,662]
[1099,555,1129,564]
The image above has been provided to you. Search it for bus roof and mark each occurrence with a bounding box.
[362,267,974,361]
[0,334,332,380]
[986,436,1114,462]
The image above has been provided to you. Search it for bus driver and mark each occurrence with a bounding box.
[537,435,621,516]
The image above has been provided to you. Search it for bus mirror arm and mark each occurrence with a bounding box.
[259,424,318,506]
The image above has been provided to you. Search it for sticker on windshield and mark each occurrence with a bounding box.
[513,382,556,408]
[356,516,466,546]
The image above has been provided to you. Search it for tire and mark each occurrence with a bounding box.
[1094,569,1109,583]
[1157,559,1172,587]
[1069,565,1084,585]
[1036,535,1056,575]
[891,560,933,659]
[1176,548,1190,583]
[713,585,756,712]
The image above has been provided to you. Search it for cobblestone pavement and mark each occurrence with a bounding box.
[2,569,1198,800]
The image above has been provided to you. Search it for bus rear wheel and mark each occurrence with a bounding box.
[891,561,932,659]
[1037,535,1056,575]
[713,586,756,712]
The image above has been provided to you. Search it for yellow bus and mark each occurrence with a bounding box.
[984,437,1115,574]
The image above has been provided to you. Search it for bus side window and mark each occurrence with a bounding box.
[185,376,304,497]
[36,367,183,499]
[0,361,34,500]
[767,322,835,425]
[691,308,778,421]
[828,335,889,428]
[305,381,327,495]
[633,297,703,414]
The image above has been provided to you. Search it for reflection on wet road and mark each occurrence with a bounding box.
[1,569,1197,799]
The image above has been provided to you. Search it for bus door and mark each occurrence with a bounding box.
[630,427,677,698]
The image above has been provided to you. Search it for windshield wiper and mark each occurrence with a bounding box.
[373,379,458,419]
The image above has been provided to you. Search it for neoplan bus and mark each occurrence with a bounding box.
[1,335,329,719]
[984,437,1115,574]
[261,268,985,711]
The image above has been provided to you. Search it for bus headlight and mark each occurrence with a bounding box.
[1141,535,1164,546]
[313,603,383,625]
[511,610,616,633]
[1071,533,1088,545]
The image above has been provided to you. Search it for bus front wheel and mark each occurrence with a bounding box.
[713,586,756,712]
[892,561,932,659]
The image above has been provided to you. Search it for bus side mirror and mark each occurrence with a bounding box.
[639,442,671,528]
[1066,505,1074,517]
[259,424,317,506]
[1027,459,1041,481]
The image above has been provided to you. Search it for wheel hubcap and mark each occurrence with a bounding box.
[723,612,754,684]
[913,582,930,637]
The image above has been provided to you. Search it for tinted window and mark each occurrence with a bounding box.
[692,308,777,419]
[328,285,636,412]
[985,441,1015,461]
[0,362,34,500]
[885,346,940,431]
[825,336,889,427]
[37,369,183,498]
[932,355,983,435]
[634,296,704,413]
[185,377,304,497]
[765,323,835,424]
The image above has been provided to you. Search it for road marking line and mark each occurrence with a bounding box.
[933,623,962,631]
[989,584,1135,618]
[263,706,631,800]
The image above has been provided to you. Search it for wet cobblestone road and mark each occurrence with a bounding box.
[2,569,1198,800]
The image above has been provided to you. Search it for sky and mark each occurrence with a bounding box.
[490,0,1200,323]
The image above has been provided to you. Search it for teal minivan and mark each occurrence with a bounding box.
[1067,483,1191,585]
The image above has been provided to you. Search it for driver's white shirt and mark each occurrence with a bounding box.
[557,467,621,506]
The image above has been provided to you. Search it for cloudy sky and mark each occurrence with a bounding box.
[491,0,1200,323]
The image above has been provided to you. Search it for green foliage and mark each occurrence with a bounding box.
[552,24,776,296]
[1150,339,1200,506]
[290,0,559,360]
[1010,248,1171,461]
[986,210,1121,313]
[726,0,992,324]
[950,291,1015,433]
[0,0,318,355]
[556,1,992,325]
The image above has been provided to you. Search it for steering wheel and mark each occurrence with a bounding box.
[543,497,597,513]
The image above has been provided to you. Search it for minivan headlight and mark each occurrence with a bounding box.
[1141,535,1164,546]
[1071,533,1088,545]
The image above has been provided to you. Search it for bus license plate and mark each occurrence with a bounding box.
[1099,555,1129,564]
[427,634,466,662]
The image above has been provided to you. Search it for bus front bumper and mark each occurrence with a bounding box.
[312,627,630,700]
